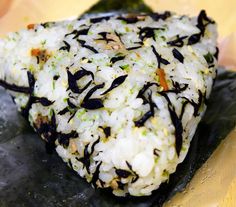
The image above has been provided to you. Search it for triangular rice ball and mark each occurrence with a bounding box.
[0,10,218,196]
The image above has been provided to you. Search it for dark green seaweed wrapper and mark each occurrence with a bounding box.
[0,0,236,206]
[84,0,152,14]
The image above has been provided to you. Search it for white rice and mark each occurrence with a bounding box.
[0,11,218,196]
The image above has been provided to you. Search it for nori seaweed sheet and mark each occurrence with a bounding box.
[0,1,236,206]
[84,0,152,14]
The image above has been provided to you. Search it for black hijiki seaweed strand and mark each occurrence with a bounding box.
[135,82,159,126]
[67,111,77,123]
[0,79,31,94]
[53,75,60,81]
[67,99,77,109]
[103,127,111,138]
[151,45,170,68]
[76,138,100,174]
[172,48,184,63]
[126,161,139,183]
[187,33,201,45]
[158,92,183,156]
[150,11,171,21]
[214,47,219,60]
[81,83,105,110]
[165,81,188,94]
[77,39,99,54]
[90,162,102,188]
[30,96,55,106]
[58,107,70,115]
[135,79,188,129]
[40,22,55,28]
[157,88,204,156]
[57,130,78,147]
[139,27,164,41]
[188,10,215,45]
[76,144,91,173]
[0,70,34,94]
[167,10,215,47]
[153,148,160,157]
[14,72,58,153]
[197,10,215,36]
[101,75,128,95]
[81,98,104,110]
[65,27,90,39]
[181,89,204,117]
[114,31,125,46]
[167,35,188,47]
[35,110,57,154]
[59,40,71,52]
[90,16,111,23]
[21,71,36,118]
[204,52,214,65]
[126,46,142,50]
[134,92,157,127]
[67,68,94,94]
[83,83,105,100]
[99,126,111,138]
[90,138,100,155]
[115,169,132,178]
[110,56,126,64]
[137,82,159,104]
[96,32,116,43]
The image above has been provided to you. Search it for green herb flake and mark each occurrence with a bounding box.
[121,20,127,25]
[41,40,47,46]
[77,109,86,118]
[49,109,54,117]
[67,24,73,31]
[116,52,124,56]
[43,23,50,28]
[119,64,130,71]
[125,27,130,32]
[29,64,35,72]
[93,114,99,120]
[162,170,169,177]
[160,36,166,41]
[204,52,214,64]
[129,88,135,95]
[68,107,74,114]
[182,145,187,151]
[52,80,55,90]
[142,130,147,136]
[154,157,160,163]
[51,61,56,70]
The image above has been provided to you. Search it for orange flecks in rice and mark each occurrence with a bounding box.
[31,48,51,63]
[31,48,41,56]
[156,68,169,91]
[27,24,35,30]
